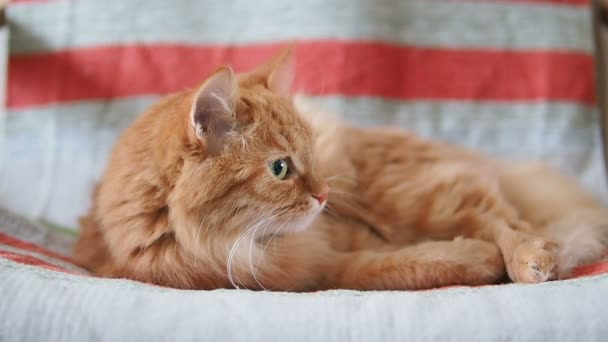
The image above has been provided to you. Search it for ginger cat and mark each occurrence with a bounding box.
[75,48,608,291]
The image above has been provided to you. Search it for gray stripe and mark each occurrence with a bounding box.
[1,96,604,229]
[305,96,599,149]
[8,0,592,55]
[0,96,157,229]
[300,96,607,203]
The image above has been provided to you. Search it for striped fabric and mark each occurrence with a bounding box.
[2,4,608,340]
[0,207,88,274]
[0,206,606,283]
[0,0,605,230]
[1,233,607,280]
[0,234,81,275]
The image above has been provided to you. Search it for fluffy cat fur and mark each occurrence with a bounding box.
[75,48,608,291]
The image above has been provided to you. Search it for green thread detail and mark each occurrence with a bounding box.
[38,219,78,237]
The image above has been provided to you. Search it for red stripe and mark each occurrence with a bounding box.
[8,41,595,109]
[9,0,56,4]
[571,261,608,278]
[0,232,76,264]
[517,0,589,5]
[0,250,72,273]
[489,0,589,5]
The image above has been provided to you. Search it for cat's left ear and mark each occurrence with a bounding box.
[190,66,238,154]
[264,44,296,96]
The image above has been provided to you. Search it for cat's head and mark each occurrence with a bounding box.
[170,47,328,241]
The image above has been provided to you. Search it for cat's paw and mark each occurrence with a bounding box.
[508,238,558,283]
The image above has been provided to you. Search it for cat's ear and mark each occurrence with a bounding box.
[265,44,295,96]
[190,66,238,153]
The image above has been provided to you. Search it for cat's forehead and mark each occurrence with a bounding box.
[265,104,313,151]
[242,92,309,130]
[239,92,313,158]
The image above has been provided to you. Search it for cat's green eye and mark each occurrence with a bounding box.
[270,159,289,179]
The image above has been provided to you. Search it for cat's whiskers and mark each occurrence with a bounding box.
[270,217,293,255]
[325,175,357,185]
[329,189,358,199]
[258,214,274,249]
[227,218,265,289]
[255,208,289,242]
[226,209,285,290]
[196,201,248,264]
[248,214,278,291]
[324,203,340,218]
[330,198,366,213]
[192,214,207,263]
[239,136,248,150]
[277,124,308,132]
[325,193,374,223]
[256,213,292,268]
[249,211,289,291]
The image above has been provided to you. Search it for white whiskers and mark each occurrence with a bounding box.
[328,189,358,198]
[226,209,287,290]
[192,214,207,263]
[325,175,357,185]
[227,219,262,289]
[257,216,292,269]
[324,203,340,218]
[248,213,279,291]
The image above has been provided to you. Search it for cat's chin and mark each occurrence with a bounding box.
[256,206,324,240]
[287,201,326,233]
[284,210,322,234]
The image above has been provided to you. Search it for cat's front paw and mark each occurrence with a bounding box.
[508,238,558,283]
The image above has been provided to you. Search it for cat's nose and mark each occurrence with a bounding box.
[312,192,328,205]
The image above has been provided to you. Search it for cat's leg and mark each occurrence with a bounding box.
[433,192,563,284]
[459,162,608,283]
[498,162,608,278]
[272,215,506,290]
[410,167,561,284]
[475,216,559,283]
[425,211,558,284]
[330,238,505,290]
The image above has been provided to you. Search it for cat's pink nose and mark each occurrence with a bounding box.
[312,192,328,205]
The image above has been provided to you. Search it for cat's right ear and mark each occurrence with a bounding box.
[190,66,238,154]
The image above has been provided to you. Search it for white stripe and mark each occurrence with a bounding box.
[1,96,605,229]
[32,110,57,220]
[8,0,592,54]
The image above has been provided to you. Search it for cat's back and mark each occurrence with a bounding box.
[99,91,193,194]
[75,90,193,276]
[109,91,191,161]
